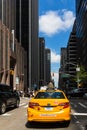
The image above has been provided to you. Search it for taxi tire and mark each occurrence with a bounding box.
[64,120,70,127]
[28,121,33,127]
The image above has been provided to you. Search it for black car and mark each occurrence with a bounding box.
[68,88,87,98]
[0,84,20,114]
[83,93,87,100]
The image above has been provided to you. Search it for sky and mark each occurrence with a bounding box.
[39,0,76,87]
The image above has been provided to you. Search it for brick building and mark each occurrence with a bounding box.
[0,21,27,92]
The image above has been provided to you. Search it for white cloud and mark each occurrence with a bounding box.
[51,50,60,63]
[39,10,75,36]
[62,10,75,29]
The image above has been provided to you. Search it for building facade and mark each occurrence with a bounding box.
[0,0,28,92]
[58,48,67,89]
[67,21,77,76]
[45,49,51,85]
[0,0,16,34]
[76,0,87,69]
[59,21,77,89]
[16,0,39,90]
[0,21,27,92]
[39,37,45,87]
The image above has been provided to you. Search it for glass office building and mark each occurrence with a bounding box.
[76,0,87,68]
[0,0,16,32]
[16,0,39,89]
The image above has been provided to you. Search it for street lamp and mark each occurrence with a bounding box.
[12,30,14,52]
[76,65,80,88]
[2,0,4,23]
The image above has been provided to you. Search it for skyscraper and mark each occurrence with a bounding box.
[76,0,87,68]
[0,1,27,91]
[39,37,45,86]
[67,20,77,75]
[45,49,51,85]
[0,0,16,33]
[16,0,39,89]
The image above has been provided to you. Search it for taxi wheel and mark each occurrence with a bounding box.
[28,121,33,127]
[64,120,70,127]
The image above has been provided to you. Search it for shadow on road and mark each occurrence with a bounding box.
[25,121,69,129]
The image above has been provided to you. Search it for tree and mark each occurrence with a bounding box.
[73,65,87,87]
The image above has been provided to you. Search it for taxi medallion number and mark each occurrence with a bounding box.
[44,107,53,110]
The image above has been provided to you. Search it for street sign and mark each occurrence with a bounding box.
[76,67,80,71]
[61,74,71,78]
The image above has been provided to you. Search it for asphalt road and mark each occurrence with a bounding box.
[0,97,86,130]
[70,98,87,130]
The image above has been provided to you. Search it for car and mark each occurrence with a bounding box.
[0,84,20,114]
[68,88,87,98]
[83,93,87,100]
[27,86,71,127]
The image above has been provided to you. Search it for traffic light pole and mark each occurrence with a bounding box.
[76,65,80,88]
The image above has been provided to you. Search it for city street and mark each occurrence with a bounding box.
[0,97,87,130]
[70,98,87,130]
[0,1,87,130]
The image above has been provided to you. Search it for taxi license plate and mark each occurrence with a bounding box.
[44,107,53,110]
[40,114,56,117]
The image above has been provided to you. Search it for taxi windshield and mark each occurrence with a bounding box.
[34,92,65,99]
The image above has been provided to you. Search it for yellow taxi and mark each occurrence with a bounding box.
[27,86,71,126]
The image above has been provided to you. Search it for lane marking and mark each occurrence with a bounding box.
[72,113,87,116]
[71,102,77,108]
[1,113,12,116]
[23,105,28,108]
[71,109,87,115]
[19,103,26,107]
[78,102,87,108]
[73,115,77,119]
[71,109,76,113]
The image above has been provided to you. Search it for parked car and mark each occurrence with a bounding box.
[68,88,87,98]
[27,86,71,127]
[83,93,87,100]
[0,84,20,114]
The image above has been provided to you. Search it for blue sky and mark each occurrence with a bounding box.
[39,0,75,86]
